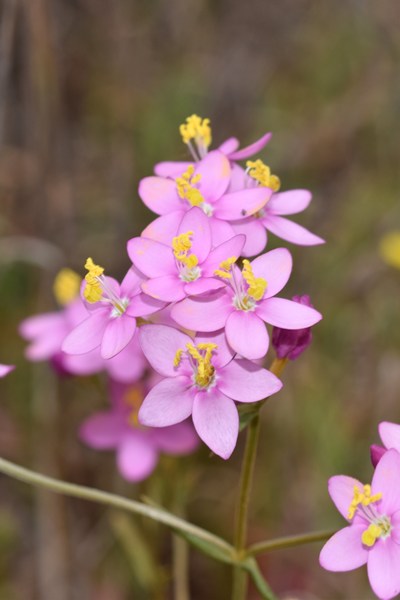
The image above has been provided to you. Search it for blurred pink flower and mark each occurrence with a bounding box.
[370,422,400,468]
[0,364,15,377]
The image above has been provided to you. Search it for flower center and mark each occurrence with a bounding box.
[246,159,281,192]
[179,114,211,160]
[83,258,129,316]
[174,342,217,389]
[176,165,207,210]
[348,484,391,547]
[53,268,81,306]
[172,231,201,283]
[214,257,267,311]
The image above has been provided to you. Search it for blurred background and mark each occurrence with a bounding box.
[0,0,400,598]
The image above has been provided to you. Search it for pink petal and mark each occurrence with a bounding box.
[328,475,365,520]
[139,324,192,377]
[379,422,400,452]
[218,359,282,403]
[195,329,234,368]
[226,163,248,193]
[139,376,194,427]
[153,421,199,454]
[126,292,165,317]
[138,176,182,215]
[201,234,246,277]
[117,433,158,482]
[250,248,292,299]
[264,215,325,246]
[214,188,272,221]
[267,189,312,216]
[127,237,175,278]
[371,449,400,515]
[120,266,143,297]
[367,536,400,600]
[218,137,240,155]
[319,526,368,571]
[0,364,15,377]
[196,151,230,202]
[171,290,233,332]
[231,220,267,258]
[184,278,225,296]
[226,311,269,359]
[142,276,186,302]
[106,334,147,383]
[256,297,322,329]
[79,412,125,449]
[101,316,136,359]
[20,312,66,340]
[209,218,236,246]
[62,349,104,376]
[178,207,211,263]
[141,212,183,244]
[62,310,108,355]
[228,132,272,161]
[192,389,239,459]
[154,161,191,178]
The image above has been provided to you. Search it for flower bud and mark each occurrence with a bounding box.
[370,444,386,468]
[272,295,314,360]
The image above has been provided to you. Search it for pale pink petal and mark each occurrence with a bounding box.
[139,377,194,427]
[139,324,192,377]
[120,266,143,297]
[184,278,225,296]
[195,329,234,368]
[138,176,182,215]
[20,312,65,340]
[218,137,240,155]
[226,163,248,193]
[196,151,230,202]
[319,526,368,571]
[192,389,238,459]
[142,276,185,302]
[228,132,272,161]
[126,292,165,317]
[127,237,175,278]
[62,310,108,355]
[171,290,233,332]
[101,316,136,359]
[62,349,104,376]
[250,248,292,299]
[209,218,236,246]
[154,161,191,178]
[201,235,246,277]
[264,215,325,246]
[226,311,269,359]
[328,475,365,520]
[141,212,183,244]
[153,421,199,454]
[371,449,400,515]
[391,510,400,545]
[231,220,267,258]
[106,334,147,383]
[256,297,322,329]
[267,189,312,216]
[379,422,400,452]
[117,433,158,482]
[79,412,125,449]
[178,207,211,263]
[367,536,400,600]
[214,188,272,221]
[218,359,282,403]
[0,364,15,377]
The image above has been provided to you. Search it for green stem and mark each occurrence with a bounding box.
[0,457,234,558]
[247,529,336,556]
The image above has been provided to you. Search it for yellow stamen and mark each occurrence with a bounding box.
[53,268,81,306]
[179,114,212,148]
[246,159,281,191]
[186,342,217,387]
[362,524,383,547]
[172,231,199,269]
[83,257,104,303]
[242,259,267,301]
[176,165,205,207]
[379,231,400,269]
[348,484,383,520]
[214,256,237,279]
[174,349,183,367]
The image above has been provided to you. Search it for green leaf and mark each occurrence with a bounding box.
[177,530,235,565]
[242,557,278,600]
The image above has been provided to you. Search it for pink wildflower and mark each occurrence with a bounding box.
[171,248,322,360]
[320,449,400,600]
[370,422,400,468]
[138,325,282,459]
[0,364,15,377]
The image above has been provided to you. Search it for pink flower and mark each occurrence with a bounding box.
[128,207,245,302]
[271,294,314,360]
[139,150,272,247]
[0,364,15,377]
[138,325,282,459]
[171,248,322,360]
[320,449,400,600]
[80,381,199,482]
[62,264,165,359]
[370,422,400,468]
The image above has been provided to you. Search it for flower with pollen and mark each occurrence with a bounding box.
[179,114,211,160]
[246,159,281,192]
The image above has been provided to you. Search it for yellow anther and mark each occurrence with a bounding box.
[172,231,199,270]
[176,166,205,207]
[362,524,383,547]
[179,114,212,148]
[184,342,217,387]
[174,349,183,367]
[83,257,104,304]
[84,257,104,280]
[214,256,237,280]
[380,231,400,269]
[242,259,267,301]
[186,343,202,362]
[348,485,383,520]
[246,159,281,191]
[53,268,81,306]
[124,387,143,428]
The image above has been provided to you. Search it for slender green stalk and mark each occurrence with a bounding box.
[247,529,336,556]
[0,457,234,558]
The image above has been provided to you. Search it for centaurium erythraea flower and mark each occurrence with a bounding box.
[370,421,400,468]
[320,449,400,600]
[138,325,282,459]
[171,248,322,360]
[128,207,245,302]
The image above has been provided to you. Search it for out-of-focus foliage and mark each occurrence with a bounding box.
[0,1,399,598]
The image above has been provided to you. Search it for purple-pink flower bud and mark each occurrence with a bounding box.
[370,443,386,468]
[272,295,314,360]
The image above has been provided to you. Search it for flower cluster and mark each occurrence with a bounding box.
[20,114,323,470]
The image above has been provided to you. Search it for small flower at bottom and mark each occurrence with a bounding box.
[320,449,400,600]
[138,324,282,459]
